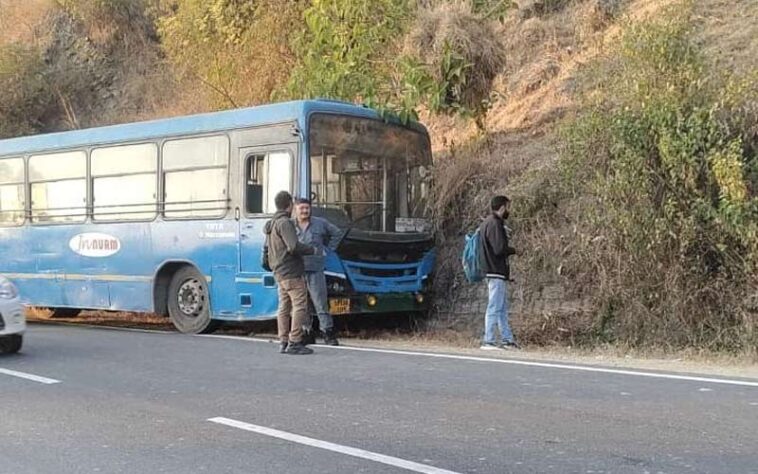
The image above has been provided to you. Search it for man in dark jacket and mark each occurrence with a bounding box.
[479,195,518,350]
[264,191,316,355]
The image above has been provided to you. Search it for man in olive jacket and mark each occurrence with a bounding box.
[264,191,316,355]
[479,195,519,350]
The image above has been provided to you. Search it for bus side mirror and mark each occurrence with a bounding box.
[235,207,240,221]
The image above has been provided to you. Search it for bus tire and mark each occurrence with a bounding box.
[49,308,81,319]
[167,266,220,334]
[0,335,23,354]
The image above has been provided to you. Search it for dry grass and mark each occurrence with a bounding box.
[27,307,172,330]
[422,0,721,350]
[695,0,758,75]
[406,1,506,112]
[0,0,52,45]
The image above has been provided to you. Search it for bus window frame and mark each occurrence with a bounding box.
[90,141,160,224]
[243,148,295,218]
[28,150,88,225]
[160,133,232,221]
[0,156,26,227]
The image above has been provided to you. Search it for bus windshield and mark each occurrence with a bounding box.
[308,114,432,233]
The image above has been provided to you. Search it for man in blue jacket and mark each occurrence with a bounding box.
[294,198,343,346]
[479,195,519,350]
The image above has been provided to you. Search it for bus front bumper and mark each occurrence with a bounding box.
[328,292,430,316]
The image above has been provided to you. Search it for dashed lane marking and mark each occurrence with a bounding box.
[208,417,462,474]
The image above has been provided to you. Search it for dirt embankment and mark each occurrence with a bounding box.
[423,0,757,356]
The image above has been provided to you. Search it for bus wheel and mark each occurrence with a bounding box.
[167,266,220,334]
[49,308,81,319]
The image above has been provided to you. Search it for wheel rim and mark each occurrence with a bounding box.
[176,278,205,317]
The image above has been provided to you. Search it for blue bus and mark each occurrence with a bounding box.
[0,100,435,333]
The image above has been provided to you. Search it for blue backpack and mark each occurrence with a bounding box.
[462,228,485,283]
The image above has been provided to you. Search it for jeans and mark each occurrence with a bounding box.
[483,278,514,344]
[303,271,334,332]
[276,277,308,344]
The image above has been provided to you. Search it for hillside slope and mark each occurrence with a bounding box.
[1,0,755,354]
[425,0,757,355]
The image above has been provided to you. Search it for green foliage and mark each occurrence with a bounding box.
[0,45,50,138]
[280,0,412,105]
[57,0,158,41]
[157,0,304,108]
[281,0,505,127]
[559,3,758,350]
[402,2,506,128]
[471,0,516,22]
[157,0,258,47]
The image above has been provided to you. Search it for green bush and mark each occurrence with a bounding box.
[279,0,412,107]
[0,45,51,138]
[558,3,757,351]
[158,0,305,108]
[402,2,506,126]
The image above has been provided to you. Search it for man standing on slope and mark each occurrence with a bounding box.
[479,195,519,350]
[264,191,316,355]
[294,198,342,346]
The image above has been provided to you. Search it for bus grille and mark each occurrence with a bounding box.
[343,261,425,293]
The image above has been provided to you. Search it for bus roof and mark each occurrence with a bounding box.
[0,100,427,157]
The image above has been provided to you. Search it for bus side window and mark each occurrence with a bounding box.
[29,151,87,223]
[245,155,265,214]
[91,143,157,221]
[163,135,229,219]
[0,157,25,226]
[265,151,292,213]
[244,151,292,215]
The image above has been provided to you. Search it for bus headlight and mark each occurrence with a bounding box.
[415,293,425,304]
[0,277,19,299]
[366,295,378,307]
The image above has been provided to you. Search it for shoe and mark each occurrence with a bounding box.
[279,342,289,354]
[479,343,501,351]
[501,341,521,350]
[323,329,340,346]
[286,342,314,355]
[302,330,316,346]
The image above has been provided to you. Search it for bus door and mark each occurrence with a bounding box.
[237,143,298,317]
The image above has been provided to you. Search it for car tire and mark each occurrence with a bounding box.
[167,266,220,334]
[49,308,81,319]
[0,334,23,354]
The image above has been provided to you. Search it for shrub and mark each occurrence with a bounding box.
[558,3,758,351]
[158,0,305,108]
[280,0,410,101]
[404,2,506,123]
[0,45,51,138]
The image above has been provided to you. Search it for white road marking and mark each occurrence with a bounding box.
[199,333,758,388]
[208,417,461,474]
[32,324,758,389]
[0,368,61,384]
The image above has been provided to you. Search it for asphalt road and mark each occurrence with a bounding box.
[1,325,757,474]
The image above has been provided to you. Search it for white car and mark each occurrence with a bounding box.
[0,276,25,354]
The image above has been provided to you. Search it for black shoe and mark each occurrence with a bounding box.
[323,329,339,346]
[279,342,289,354]
[302,330,316,346]
[501,341,521,350]
[286,342,314,355]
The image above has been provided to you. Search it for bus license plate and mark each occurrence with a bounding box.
[329,298,351,315]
